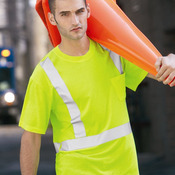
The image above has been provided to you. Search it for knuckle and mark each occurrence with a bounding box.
[165,64,170,68]
[158,78,162,82]
[170,82,175,87]
[169,53,174,57]
[156,74,160,78]
[161,77,166,82]
[169,74,174,80]
[161,64,167,69]
[169,64,174,69]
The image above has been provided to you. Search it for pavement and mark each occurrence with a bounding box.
[0,125,175,175]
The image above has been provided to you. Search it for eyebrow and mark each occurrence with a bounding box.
[76,7,85,12]
[59,11,70,15]
[59,7,85,15]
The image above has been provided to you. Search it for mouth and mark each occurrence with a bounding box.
[71,27,82,32]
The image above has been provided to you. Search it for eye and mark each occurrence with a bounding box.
[61,13,67,16]
[76,8,85,14]
[60,12,69,17]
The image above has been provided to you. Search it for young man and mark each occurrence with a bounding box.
[19,0,175,174]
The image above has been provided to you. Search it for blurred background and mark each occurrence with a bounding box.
[0,0,175,174]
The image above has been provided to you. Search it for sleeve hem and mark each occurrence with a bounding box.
[19,122,46,135]
[126,71,148,91]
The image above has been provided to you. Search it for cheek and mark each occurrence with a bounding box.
[80,15,88,24]
[57,20,69,30]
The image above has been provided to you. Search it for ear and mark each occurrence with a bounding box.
[86,4,90,18]
[48,12,57,26]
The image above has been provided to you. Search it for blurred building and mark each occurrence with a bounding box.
[0,0,50,112]
[0,0,29,100]
[0,0,30,122]
[117,0,175,163]
[28,1,51,68]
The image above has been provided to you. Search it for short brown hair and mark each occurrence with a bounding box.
[49,0,87,14]
[48,0,56,14]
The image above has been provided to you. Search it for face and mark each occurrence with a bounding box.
[48,0,90,41]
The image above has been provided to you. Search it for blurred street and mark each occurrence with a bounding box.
[0,125,175,175]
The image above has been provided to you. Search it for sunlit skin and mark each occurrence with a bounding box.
[48,0,90,56]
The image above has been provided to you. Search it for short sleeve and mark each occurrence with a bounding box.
[19,65,53,134]
[121,57,148,91]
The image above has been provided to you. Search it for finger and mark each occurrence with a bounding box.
[157,69,171,83]
[156,64,168,80]
[155,57,162,72]
[170,78,175,87]
[164,72,175,85]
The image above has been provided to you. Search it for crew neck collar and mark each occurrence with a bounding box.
[54,38,94,62]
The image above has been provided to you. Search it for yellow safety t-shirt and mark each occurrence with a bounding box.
[19,38,148,175]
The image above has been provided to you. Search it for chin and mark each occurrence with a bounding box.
[71,34,86,40]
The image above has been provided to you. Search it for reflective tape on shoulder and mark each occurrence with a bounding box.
[54,143,61,153]
[100,44,123,74]
[55,122,132,152]
[40,57,86,138]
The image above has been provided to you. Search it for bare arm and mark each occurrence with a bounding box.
[20,130,41,175]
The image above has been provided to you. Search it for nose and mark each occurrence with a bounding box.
[71,14,79,26]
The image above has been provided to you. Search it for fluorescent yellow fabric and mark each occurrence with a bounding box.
[19,38,147,174]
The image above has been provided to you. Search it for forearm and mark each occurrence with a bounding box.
[20,131,41,175]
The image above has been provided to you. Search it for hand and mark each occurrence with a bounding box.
[155,53,175,87]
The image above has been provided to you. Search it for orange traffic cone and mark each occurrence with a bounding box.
[35,0,61,46]
[35,0,162,76]
[86,0,161,76]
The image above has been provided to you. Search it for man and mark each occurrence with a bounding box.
[19,0,175,174]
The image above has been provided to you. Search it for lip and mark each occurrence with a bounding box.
[71,27,82,31]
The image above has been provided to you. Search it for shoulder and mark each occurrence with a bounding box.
[28,64,52,91]
[41,46,59,63]
[90,39,110,54]
[29,47,59,89]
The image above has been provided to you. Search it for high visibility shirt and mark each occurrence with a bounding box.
[19,38,148,175]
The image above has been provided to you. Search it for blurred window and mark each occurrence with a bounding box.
[0,0,8,28]
[16,0,25,27]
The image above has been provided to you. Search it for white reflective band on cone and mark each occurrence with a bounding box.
[55,122,132,153]
[40,58,86,138]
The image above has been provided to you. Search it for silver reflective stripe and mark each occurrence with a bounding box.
[55,122,132,152]
[40,57,86,138]
[110,51,123,74]
[54,143,61,153]
[100,44,123,74]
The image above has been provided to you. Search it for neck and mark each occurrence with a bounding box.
[59,35,90,56]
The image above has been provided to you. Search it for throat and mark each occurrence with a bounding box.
[59,38,90,56]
